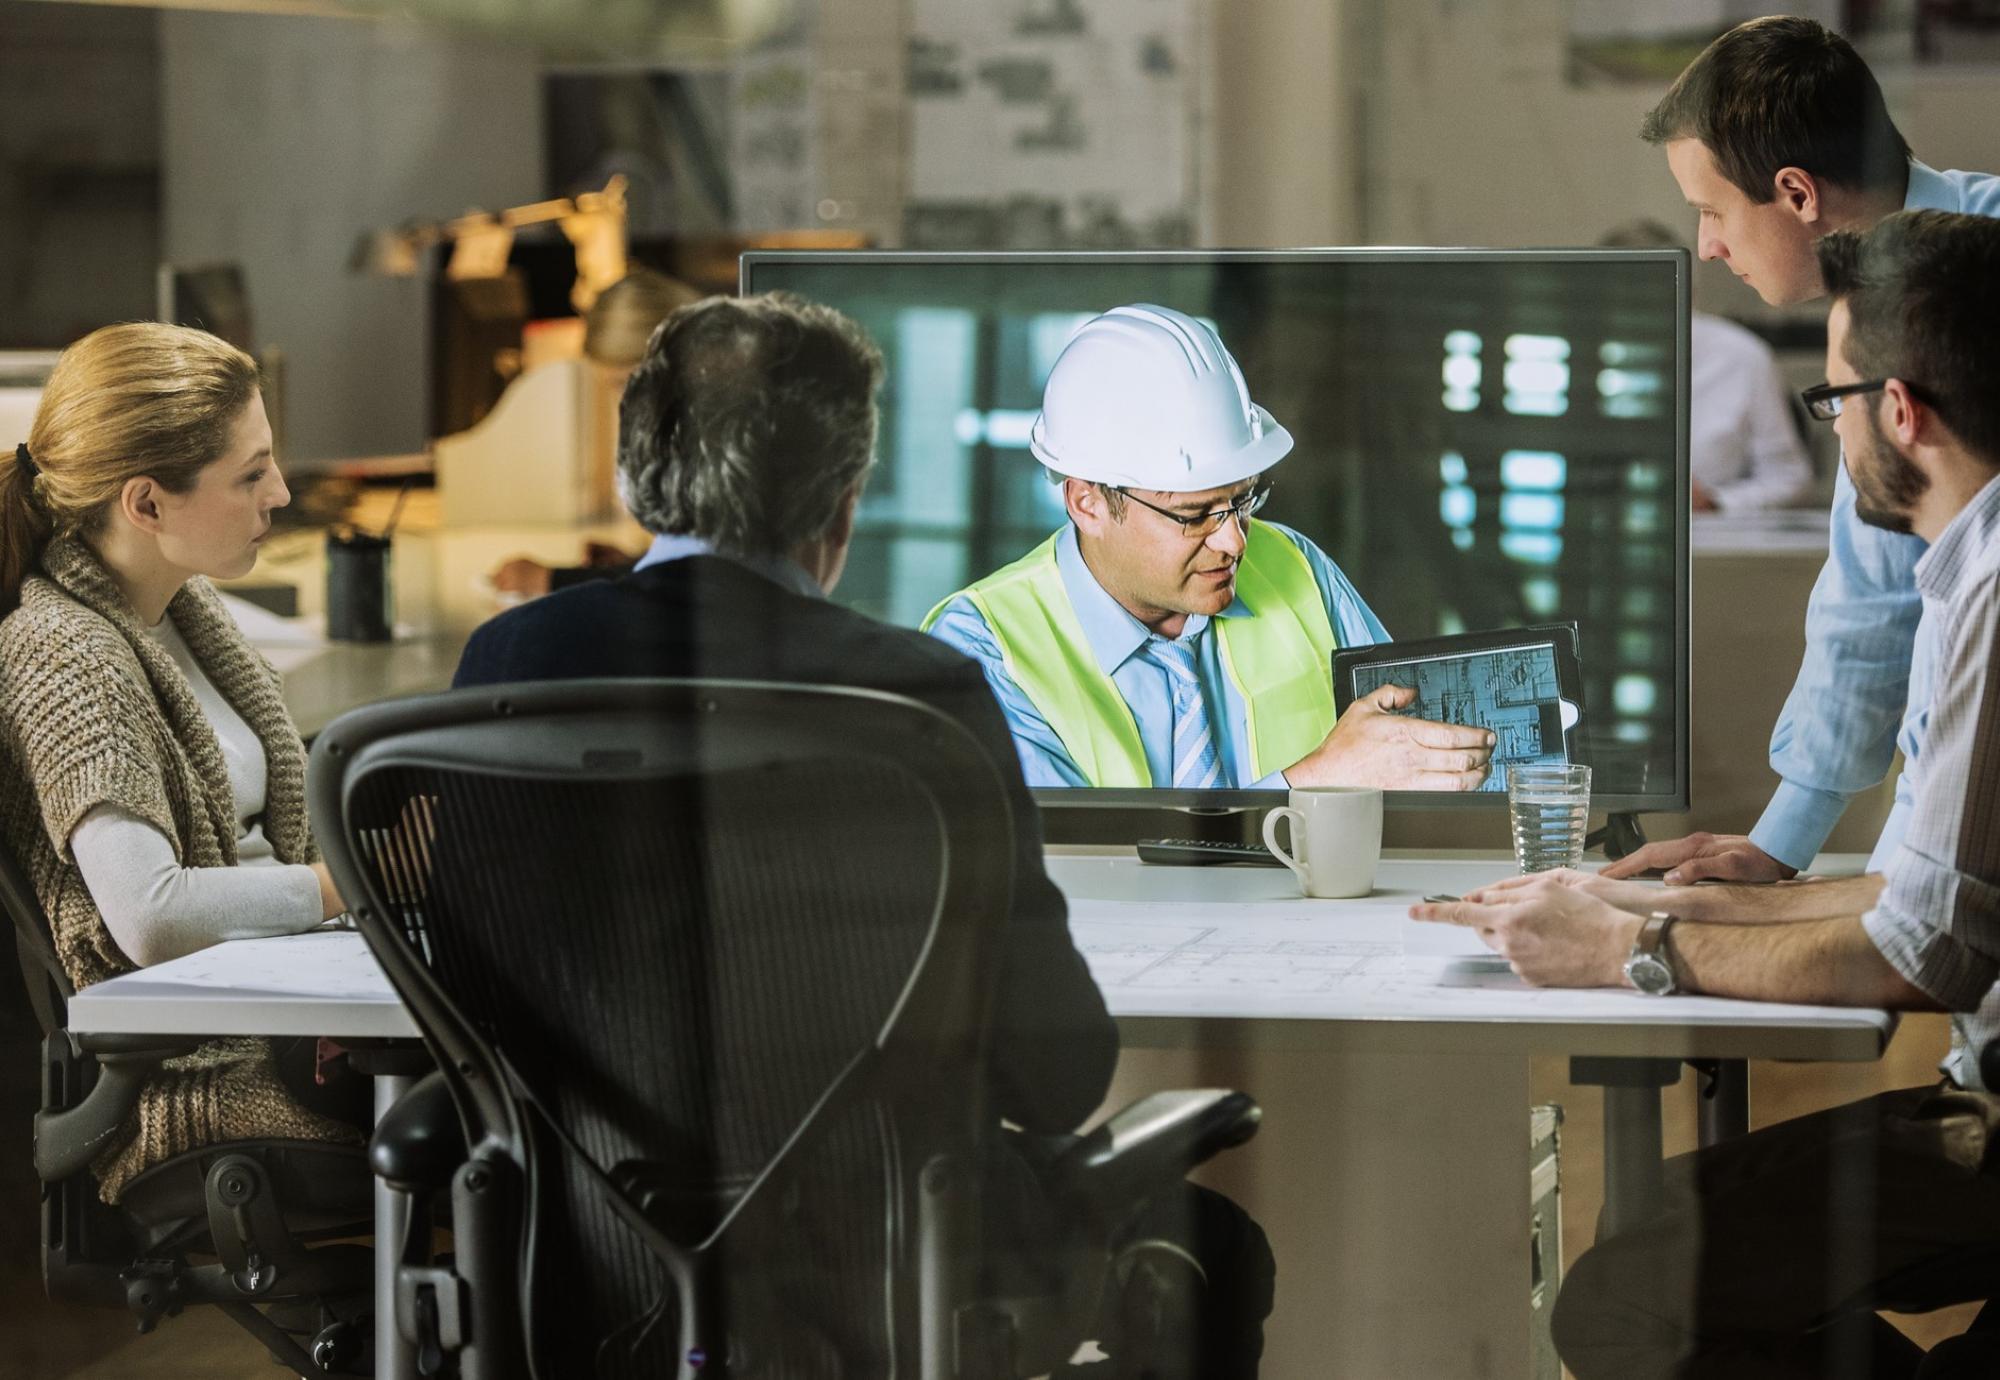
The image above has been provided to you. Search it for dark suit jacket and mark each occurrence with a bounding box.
[453,555,1118,1134]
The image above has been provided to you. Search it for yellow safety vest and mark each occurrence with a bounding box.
[923,522,1339,787]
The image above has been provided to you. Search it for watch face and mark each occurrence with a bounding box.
[1626,952,1675,996]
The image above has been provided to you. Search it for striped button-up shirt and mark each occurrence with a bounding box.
[1861,473,2000,1088]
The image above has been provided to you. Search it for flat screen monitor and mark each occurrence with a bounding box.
[740,249,1690,815]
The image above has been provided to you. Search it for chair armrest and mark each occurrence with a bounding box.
[34,1033,201,1183]
[1048,1090,1260,1217]
[370,1071,466,1192]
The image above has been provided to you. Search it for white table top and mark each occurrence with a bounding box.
[1051,855,1891,1059]
[1690,509,1831,556]
[64,851,1892,1064]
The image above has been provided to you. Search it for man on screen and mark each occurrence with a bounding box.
[925,304,1496,791]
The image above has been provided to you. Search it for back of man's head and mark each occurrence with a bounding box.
[1641,15,1910,204]
[1818,210,2000,468]
[617,292,883,556]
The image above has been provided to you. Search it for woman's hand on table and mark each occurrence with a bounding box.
[311,861,346,921]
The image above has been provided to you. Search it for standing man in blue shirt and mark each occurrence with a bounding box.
[925,303,1496,792]
[1604,15,2000,885]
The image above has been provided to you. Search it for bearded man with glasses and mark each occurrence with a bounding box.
[925,303,1495,792]
[1411,210,2000,1380]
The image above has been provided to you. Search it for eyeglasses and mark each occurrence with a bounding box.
[1800,379,1892,422]
[1109,481,1274,538]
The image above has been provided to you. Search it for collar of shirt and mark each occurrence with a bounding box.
[1053,523,1249,675]
[1905,160,1953,211]
[1914,472,2000,603]
[631,532,825,601]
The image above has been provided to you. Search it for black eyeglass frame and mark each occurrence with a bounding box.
[1800,378,1894,422]
[1105,480,1275,538]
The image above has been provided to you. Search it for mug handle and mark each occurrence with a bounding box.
[1262,807,1308,889]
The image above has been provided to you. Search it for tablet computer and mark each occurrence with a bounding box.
[1331,623,1583,793]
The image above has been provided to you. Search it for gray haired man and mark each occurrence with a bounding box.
[455,291,1277,1376]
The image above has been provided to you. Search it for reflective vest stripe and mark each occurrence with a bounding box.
[1220,528,1341,779]
[959,541,1150,787]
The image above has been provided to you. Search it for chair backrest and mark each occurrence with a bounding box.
[311,679,1018,1378]
[0,826,72,1036]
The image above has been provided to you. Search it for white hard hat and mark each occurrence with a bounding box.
[1029,304,1293,492]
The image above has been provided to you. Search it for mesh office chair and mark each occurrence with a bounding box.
[312,679,1261,1380]
[0,833,379,1375]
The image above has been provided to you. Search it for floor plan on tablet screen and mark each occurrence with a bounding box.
[1351,644,1569,790]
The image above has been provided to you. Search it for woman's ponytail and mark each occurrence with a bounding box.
[0,442,53,615]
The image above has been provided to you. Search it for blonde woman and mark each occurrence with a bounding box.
[0,322,367,1202]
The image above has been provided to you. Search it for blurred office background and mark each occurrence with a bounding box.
[4,1,2000,1374]
[12,0,1992,817]
[7,0,1999,466]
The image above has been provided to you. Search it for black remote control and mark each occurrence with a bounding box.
[1135,838,1285,867]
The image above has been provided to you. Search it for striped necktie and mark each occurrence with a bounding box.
[1148,634,1221,789]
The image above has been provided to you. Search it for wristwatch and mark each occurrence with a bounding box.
[1623,911,1681,996]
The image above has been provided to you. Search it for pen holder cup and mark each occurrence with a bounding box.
[326,531,393,643]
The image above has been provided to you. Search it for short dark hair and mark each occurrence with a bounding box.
[1641,16,1911,203]
[1817,210,2000,466]
[616,292,883,555]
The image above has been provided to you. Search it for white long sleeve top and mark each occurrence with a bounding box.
[68,615,323,968]
[1690,312,1815,512]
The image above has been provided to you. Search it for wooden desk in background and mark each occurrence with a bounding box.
[221,490,637,736]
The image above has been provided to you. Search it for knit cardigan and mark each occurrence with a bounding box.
[0,537,358,1201]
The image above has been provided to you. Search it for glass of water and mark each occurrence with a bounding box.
[1508,763,1592,873]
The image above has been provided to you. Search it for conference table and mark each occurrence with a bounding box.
[65,850,1891,1380]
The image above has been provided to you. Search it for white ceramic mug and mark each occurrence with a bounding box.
[1261,787,1384,899]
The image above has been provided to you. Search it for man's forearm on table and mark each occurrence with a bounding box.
[1671,914,1939,1009]
[1664,872,1886,925]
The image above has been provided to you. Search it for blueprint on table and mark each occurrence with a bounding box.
[1068,901,1897,1027]
[1351,643,1568,791]
[1080,918,1405,993]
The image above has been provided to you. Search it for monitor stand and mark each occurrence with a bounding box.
[1586,812,1648,861]
[1046,803,1651,858]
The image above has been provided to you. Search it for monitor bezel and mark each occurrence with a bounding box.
[740,247,1692,815]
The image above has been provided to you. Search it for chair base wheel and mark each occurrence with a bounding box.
[311,1317,367,1372]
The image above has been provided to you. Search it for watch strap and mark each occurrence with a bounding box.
[1638,910,1678,957]
[1627,910,1681,995]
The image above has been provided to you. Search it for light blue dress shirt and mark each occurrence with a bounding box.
[1749,161,2000,872]
[926,521,1389,789]
[632,532,824,599]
